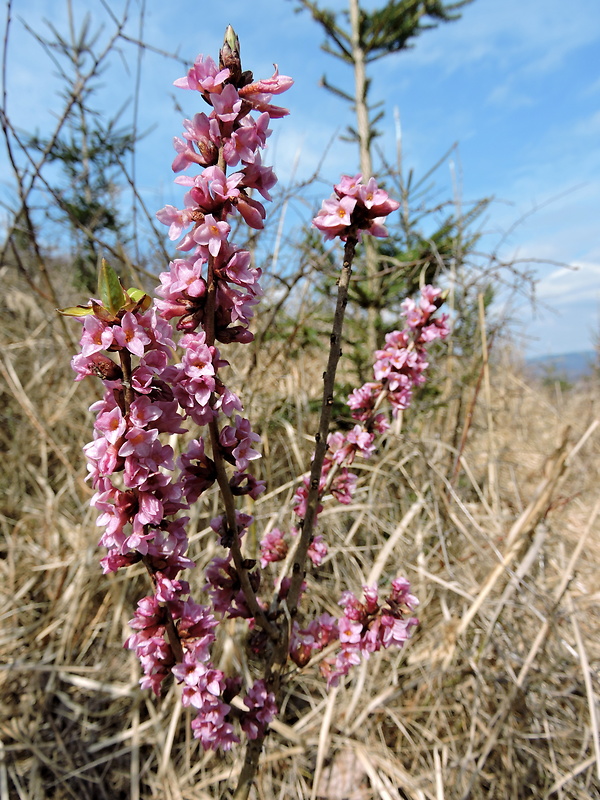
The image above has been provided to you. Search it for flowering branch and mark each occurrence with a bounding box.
[61,26,449,795]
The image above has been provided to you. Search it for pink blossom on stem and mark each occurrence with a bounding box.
[68,28,449,757]
[296,581,420,688]
[241,680,278,740]
[307,534,328,566]
[239,66,293,98]
[312,195,357,240]
[173,54,229,94]
[313,174,400,242]
[69,34,299,753]
[193,214,231,257]
[259,528,288,568]
[155,204,196,241]
[80,315,114,357]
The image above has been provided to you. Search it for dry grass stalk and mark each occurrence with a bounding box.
[566,592,600,782]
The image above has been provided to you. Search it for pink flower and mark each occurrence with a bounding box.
[389,577,419,610]
[155,204,195,240]
[71,352,121,382]
[331,468,357,505]
[112,312,151,357]
[174,54,229,94]
[239,66,293,97]
[191,698,238,751]
[241,679,278,740]
[260,528,288,568]
[80,316,114,357]
[193,214,231,257]
[94,406,126,445]
[172,651,210,686]
[239,66,294,119]
[182,112,220,146]
[219,247,261,290]
[380,614,419,647]
[230,415,261,471]
[312,195,357,240]
[222,115,271,166]
[357,177,400,216]
[118,427,158,458]
[236,194,266,229]
[173,115,219,170]
[338,616,363,645]
[307,534,327,566]
[155,573,189,603]
[211,83,242,123]
[363,217,390,238]
[242,155,277,200]
[129,395,162,428]
[171,138,199,173]
[237,66,293,118]
[179,437,217,503]
[334,174,362,197]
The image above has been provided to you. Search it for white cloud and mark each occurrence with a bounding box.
[486,82,534,110]
[535,262,600,302]
[392,0,600,76]
[572,110,600,138]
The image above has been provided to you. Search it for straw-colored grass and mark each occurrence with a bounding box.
[1,266,598,800]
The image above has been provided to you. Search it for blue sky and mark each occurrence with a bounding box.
[2,0,600,356]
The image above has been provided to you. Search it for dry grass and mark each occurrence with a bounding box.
[1,266,599,800]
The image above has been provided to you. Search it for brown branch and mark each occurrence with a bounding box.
[285,232,358,615]
[118,348,135,410]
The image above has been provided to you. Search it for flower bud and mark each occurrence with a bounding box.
[220,25,243,86]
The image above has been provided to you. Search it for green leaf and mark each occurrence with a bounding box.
[98,259,126,315]
[57,304,95,317]
[126,287,152,311]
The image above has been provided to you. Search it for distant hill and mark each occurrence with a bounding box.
[526,350,596,381]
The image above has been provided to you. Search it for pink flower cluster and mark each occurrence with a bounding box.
[70,291,277,748]
[75,307,191,568]
[275,285,448,681]
[290,579,419,686]
[290,285,448,538]
[125,588,243,750]
[155,51,292,341]
[349,285,449,419]
[312,173,400,241]
[69,36,290,751]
